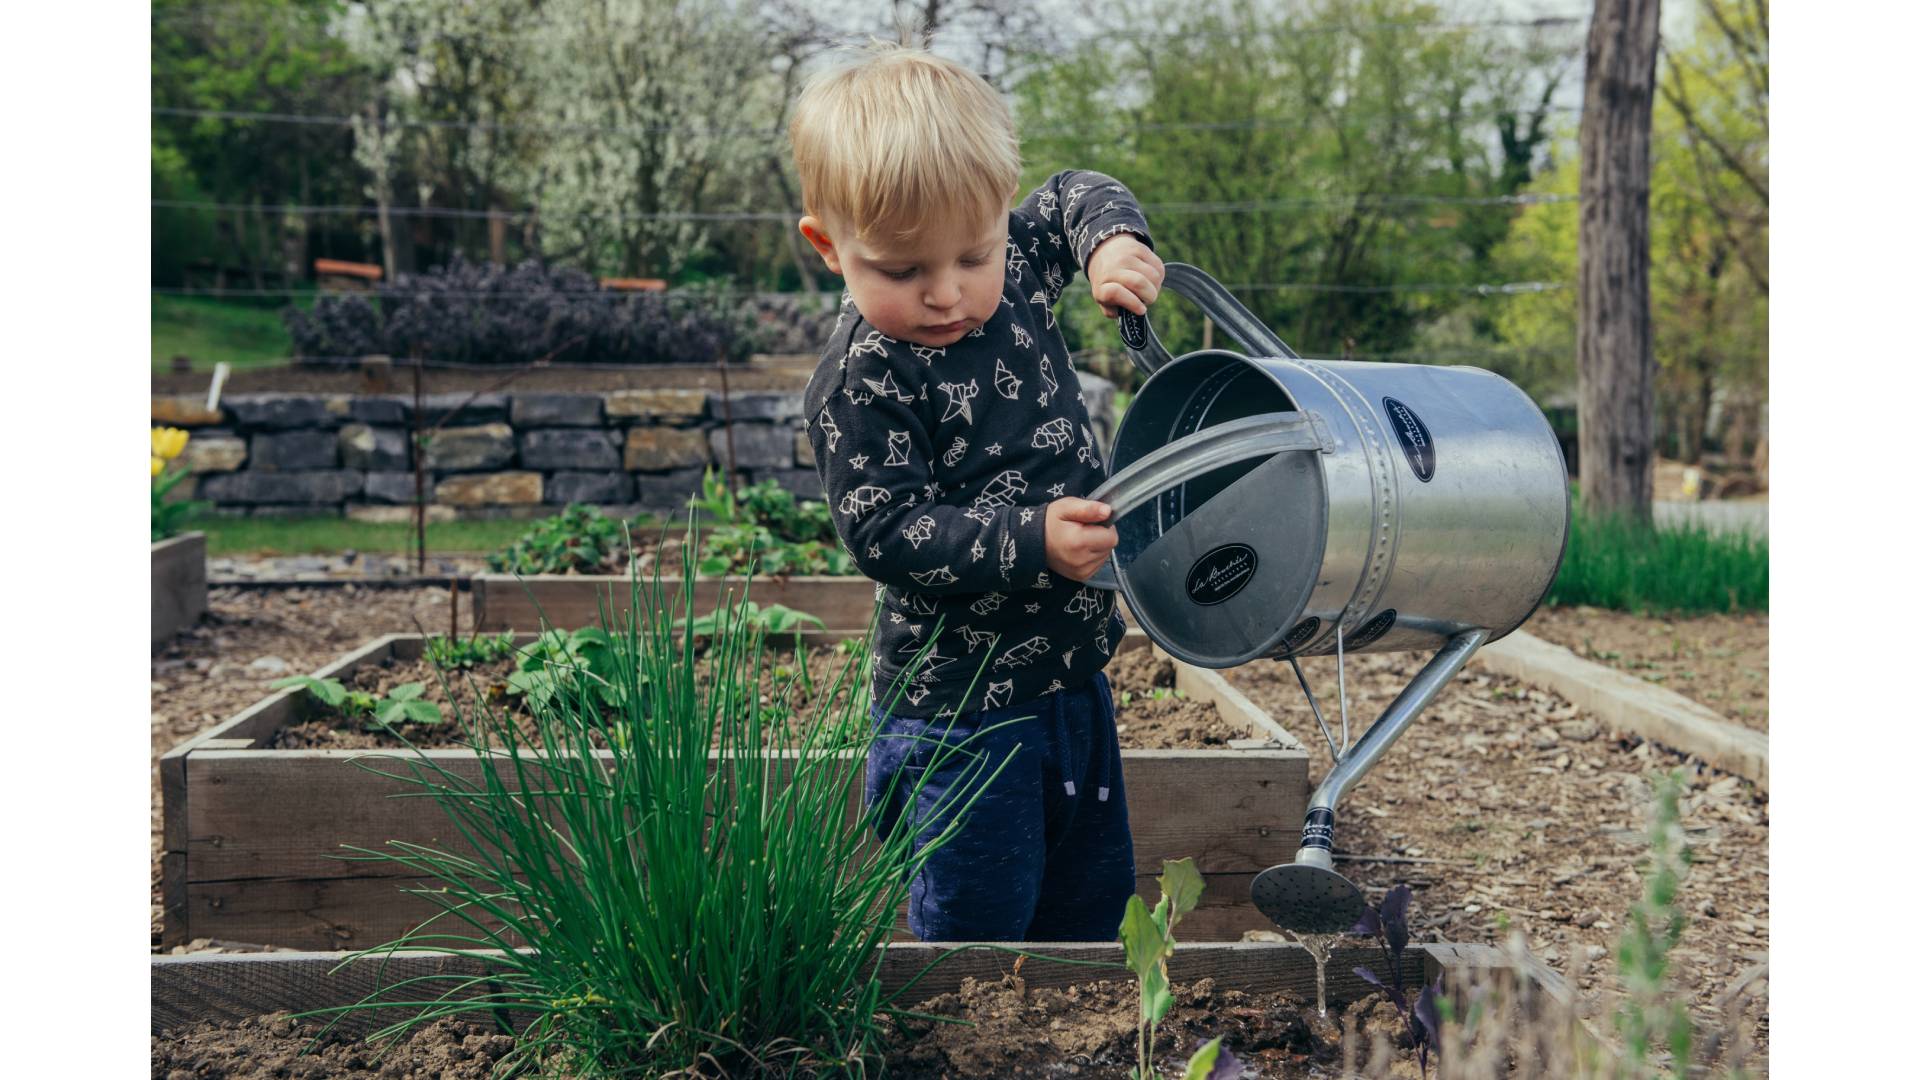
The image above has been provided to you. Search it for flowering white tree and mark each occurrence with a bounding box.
[520,0,784,276]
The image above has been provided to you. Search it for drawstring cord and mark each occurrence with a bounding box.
[1094,676,1116,802]
[1053,688,1077,796]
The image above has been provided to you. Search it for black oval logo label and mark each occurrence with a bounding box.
[1119,310,1150,351]
[1186,543,1258,606]
[1275,617,1321,658]
[1381,397,1435,482]
[1344,609,1397,650]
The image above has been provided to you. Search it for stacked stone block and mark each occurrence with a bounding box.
[152,374,1115,520]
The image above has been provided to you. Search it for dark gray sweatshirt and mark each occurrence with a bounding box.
[802,170,1153,718]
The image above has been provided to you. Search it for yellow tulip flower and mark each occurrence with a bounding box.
[152,426,190,461]
[151,455,164,477]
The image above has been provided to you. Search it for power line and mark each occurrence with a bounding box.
[152,101,1581,140]
[152,192,1576,225]
[153,280,1566,300]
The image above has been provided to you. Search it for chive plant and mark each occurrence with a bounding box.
[330,540,1007,1076]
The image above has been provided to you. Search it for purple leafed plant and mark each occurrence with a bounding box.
[1351,883,1441,1075]
[284,256,764,366]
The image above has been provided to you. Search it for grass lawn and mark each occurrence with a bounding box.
[193,514,604,557]
[152,295,303,371]
[1546,505,1768,615]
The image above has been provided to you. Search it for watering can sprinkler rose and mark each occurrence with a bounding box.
[1082,264,1568,934]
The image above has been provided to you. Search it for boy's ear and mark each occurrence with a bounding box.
[798,215,843,276]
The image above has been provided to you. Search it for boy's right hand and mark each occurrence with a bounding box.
[1045,498,1118,582]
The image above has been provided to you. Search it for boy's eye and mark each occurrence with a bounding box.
[880,268,916,281]
[960,256,988,268]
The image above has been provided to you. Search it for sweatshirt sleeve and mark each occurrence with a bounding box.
[1008,169,1154,305]
[805,333,1050,595]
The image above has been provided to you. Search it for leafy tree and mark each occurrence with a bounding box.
[1011,0,1579,364]
[150,0,373,287]
[1493,0,1766,463]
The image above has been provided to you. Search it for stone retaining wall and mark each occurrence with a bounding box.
[152,376,1114,520]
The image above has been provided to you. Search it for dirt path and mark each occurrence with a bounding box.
[1226,651,1769,1061]
[1525,605,1769,730]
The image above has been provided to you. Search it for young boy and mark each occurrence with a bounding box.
[790,42,1164,943]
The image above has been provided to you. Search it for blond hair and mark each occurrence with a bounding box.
[789,41,1021,245]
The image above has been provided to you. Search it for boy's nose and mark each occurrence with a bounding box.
[923,275,962,312]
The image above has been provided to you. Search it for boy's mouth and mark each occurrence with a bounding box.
[925,320,968,336]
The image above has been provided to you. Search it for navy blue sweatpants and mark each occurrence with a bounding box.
[864,672,1135,942]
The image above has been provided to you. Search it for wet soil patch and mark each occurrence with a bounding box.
[152,1011,516,1080]
[887,974,1410,1078]
[150,978,1421,1080]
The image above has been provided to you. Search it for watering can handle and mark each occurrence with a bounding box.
[1117,263,1301,376]
[1081,411,1328,590]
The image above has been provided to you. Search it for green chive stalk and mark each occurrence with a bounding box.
[326,527,1007,1076]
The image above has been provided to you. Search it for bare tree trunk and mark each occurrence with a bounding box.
[489,211,507,265]
[1576,0,1661,521]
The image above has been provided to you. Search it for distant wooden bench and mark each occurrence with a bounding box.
[600,277,667,292]
[315,258,383,292]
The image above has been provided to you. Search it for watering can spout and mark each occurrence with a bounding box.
[1251,628,1490,935]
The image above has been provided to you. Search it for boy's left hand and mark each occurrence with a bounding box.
[1087,233,1165,318]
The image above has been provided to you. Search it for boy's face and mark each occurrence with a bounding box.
[799,210,1008,348]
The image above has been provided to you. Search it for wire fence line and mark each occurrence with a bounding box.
[153,191,1577,226]
[154,279,1567,300]
[152,101,1582,141]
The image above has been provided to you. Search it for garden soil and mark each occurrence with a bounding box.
[151,979,1423,1079]
[1524,605,1769,730]
[1225,651,1770,1060]
[151,589,1771,1063]
[267,639,1242,751]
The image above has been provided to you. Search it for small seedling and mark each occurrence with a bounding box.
[270,675,444,730]
[425,631,518,670]
[1351,883,1442,1075]
[1120,857,1209,1080]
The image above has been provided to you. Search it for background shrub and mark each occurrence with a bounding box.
[285,256,747,365]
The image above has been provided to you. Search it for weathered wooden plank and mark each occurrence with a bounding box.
[159,636,403,860]
[152,531,208,644]
[1475,629,1768,789]
[185,748,1304,883]
[153,941,1462,1037]
[470,574,884,634]
[160,852,189,949]
[180,867,1284,953]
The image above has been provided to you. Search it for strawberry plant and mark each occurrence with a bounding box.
[487,504,632,575]
[688,467,855,577]
[269,674,444,729]
[424,631,518,670]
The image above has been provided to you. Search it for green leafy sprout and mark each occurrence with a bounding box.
[1120,857,1238,1080]
[269,674,444,729]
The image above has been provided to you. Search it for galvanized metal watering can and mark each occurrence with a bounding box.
[1083,264,1569,934]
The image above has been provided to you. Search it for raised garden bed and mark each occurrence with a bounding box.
[152,941,1560,1075]
[151,532,208,644]
[160,631,1308,949]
